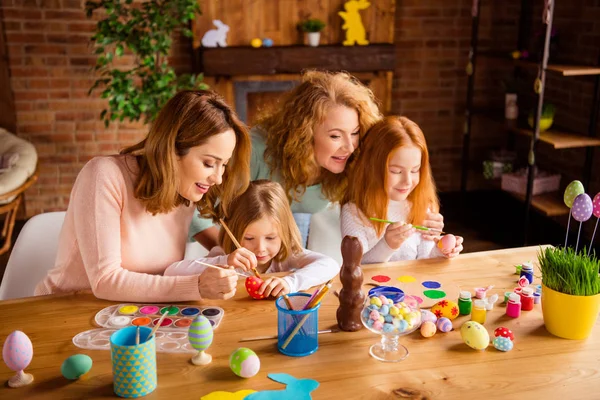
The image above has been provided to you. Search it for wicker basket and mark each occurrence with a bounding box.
[501,171,561,196]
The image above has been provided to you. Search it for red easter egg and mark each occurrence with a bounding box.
[437,234,456,251]
[494,327,515,341]
[245,276,266,300]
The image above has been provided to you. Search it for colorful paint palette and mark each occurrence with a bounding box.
[94,303,224,331]
[369,274,460,308]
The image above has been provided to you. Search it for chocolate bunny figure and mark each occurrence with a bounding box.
[336,236,365,331]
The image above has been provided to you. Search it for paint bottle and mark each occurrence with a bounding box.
[458,291,472,315]
[470,299,487,324]
[506,293,521,318]
[520,287,535,311]
[520,262,534,284]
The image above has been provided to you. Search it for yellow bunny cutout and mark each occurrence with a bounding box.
[339,0,370,46]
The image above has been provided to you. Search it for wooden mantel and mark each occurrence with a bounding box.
[194,44,396,76]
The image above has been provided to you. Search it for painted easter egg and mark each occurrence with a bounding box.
[420,310,437,324]
[245,276,266,299]
[2,330,33,372]
[188,315,214,351]
[493,337,514,352]
[494,327,515,341]
[592,193,600,218]
[436,317,453,333]
[61,354,92,380]
[460,321,490,351]
[420,321,437,338]
[572,193,593,222]
[437,234,456,251]
[564,180,584,208]
[229,347,260,378]
[250,38,262,48]
[262,38,273,47]
[430,300,459,320]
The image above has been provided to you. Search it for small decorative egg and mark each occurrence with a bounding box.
[245,276,266,299]
[383,323,395,333]
[262,38,273,47]
[373,320,383,331]
[494,327,515,342]
[430,300,460,320]
[437,234,456,251]
[384,315,394,323]
[369,310,380,321]
[436,317,453,333]
[229,348,260,378]
[493,337,514,352]
[189,315,214,351]
[61,354,93,380]
[2,330,33,372]
[389,306,400,317]
[370,297,383,307]
[250,38,262,48]
[420,310,437,324]
[420,321,437,338]
[397,320,409,332]
[460,321,490,351]
[379,305,389,316]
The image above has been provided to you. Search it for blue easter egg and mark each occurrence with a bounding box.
[493,336,514,352]
[262,38,273,47]
[380,305,389,316]
[384,314,394,323]
[436,317,453,333]
[383,323,395,333]
[188,315,213,351]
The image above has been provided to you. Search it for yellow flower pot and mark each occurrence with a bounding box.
[542,284,600,340]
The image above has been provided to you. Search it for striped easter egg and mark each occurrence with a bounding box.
[188,315,213,352]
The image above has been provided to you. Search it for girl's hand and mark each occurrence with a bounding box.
[436,235,464,258]
[421,211,444,241]
[227,248,258,272]
[198,266,237,300]
[384,223,416,250]
[258,277,290,298]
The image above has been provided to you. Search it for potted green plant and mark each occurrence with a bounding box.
[86,0,208,126]
[528,103,556,132]
[538,247,600,339]
[298,18,326,47]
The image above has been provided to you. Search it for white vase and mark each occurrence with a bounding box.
[307,32,321,47]
[505,93,518,120]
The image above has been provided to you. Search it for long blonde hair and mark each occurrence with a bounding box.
[219,180,303,262]
[344,116,439,236]
[121,90,251,218]
[257,70,382,204]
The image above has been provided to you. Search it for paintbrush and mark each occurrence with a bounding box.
[220,218,261,279]
[192,259,251,278]
[369,217,446,234]
[148,309,170,340]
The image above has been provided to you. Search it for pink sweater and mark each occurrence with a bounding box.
[35,155,202,302]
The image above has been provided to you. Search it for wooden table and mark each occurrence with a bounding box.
[1,246,599,399]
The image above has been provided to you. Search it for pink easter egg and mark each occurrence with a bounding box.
[437,234,456,251]
[2,331,33,372]
[571,193,593,222]
[593,193,600,218]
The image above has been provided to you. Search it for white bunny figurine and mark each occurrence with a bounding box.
[201,20,230,48]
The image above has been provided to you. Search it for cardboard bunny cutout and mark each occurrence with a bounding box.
[201,20,229,47]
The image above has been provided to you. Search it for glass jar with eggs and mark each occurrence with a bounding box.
[361,288,422,362]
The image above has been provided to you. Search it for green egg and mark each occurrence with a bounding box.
[61,354,93,380]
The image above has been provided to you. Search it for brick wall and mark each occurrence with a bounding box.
[1,0,192,215]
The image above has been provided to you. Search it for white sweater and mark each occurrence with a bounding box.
[340,200,443,264]
[164,246,339,293]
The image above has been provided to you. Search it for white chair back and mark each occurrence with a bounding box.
[0,211,66,300]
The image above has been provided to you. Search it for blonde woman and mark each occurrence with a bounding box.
[167,180,339,298]
[35,90,251,302]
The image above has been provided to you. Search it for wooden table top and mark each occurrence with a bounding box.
[1,246,599,399]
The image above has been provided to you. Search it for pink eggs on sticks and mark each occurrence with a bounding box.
[437,234,456,252]
[2,330,34,388]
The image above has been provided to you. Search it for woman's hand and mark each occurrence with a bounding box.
[227,248,258,272]
[258,277,290,298]
[436,235,464,259]
[198,266,237,300]
[384,223,416,250]
[421,211,445,240]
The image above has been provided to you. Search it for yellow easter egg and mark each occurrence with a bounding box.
[460,321,490,350]
[389,306,400,317]
[250,38,262,48]
[370,297,383,307]
[430,300,459,320]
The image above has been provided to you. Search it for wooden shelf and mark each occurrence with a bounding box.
[506,191,569,217]
[472,111,600,149]
[194,44,396,76]
[478,52,600,77]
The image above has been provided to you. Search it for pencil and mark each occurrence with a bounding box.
[369,217,446,234]
[220,218,261,279]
